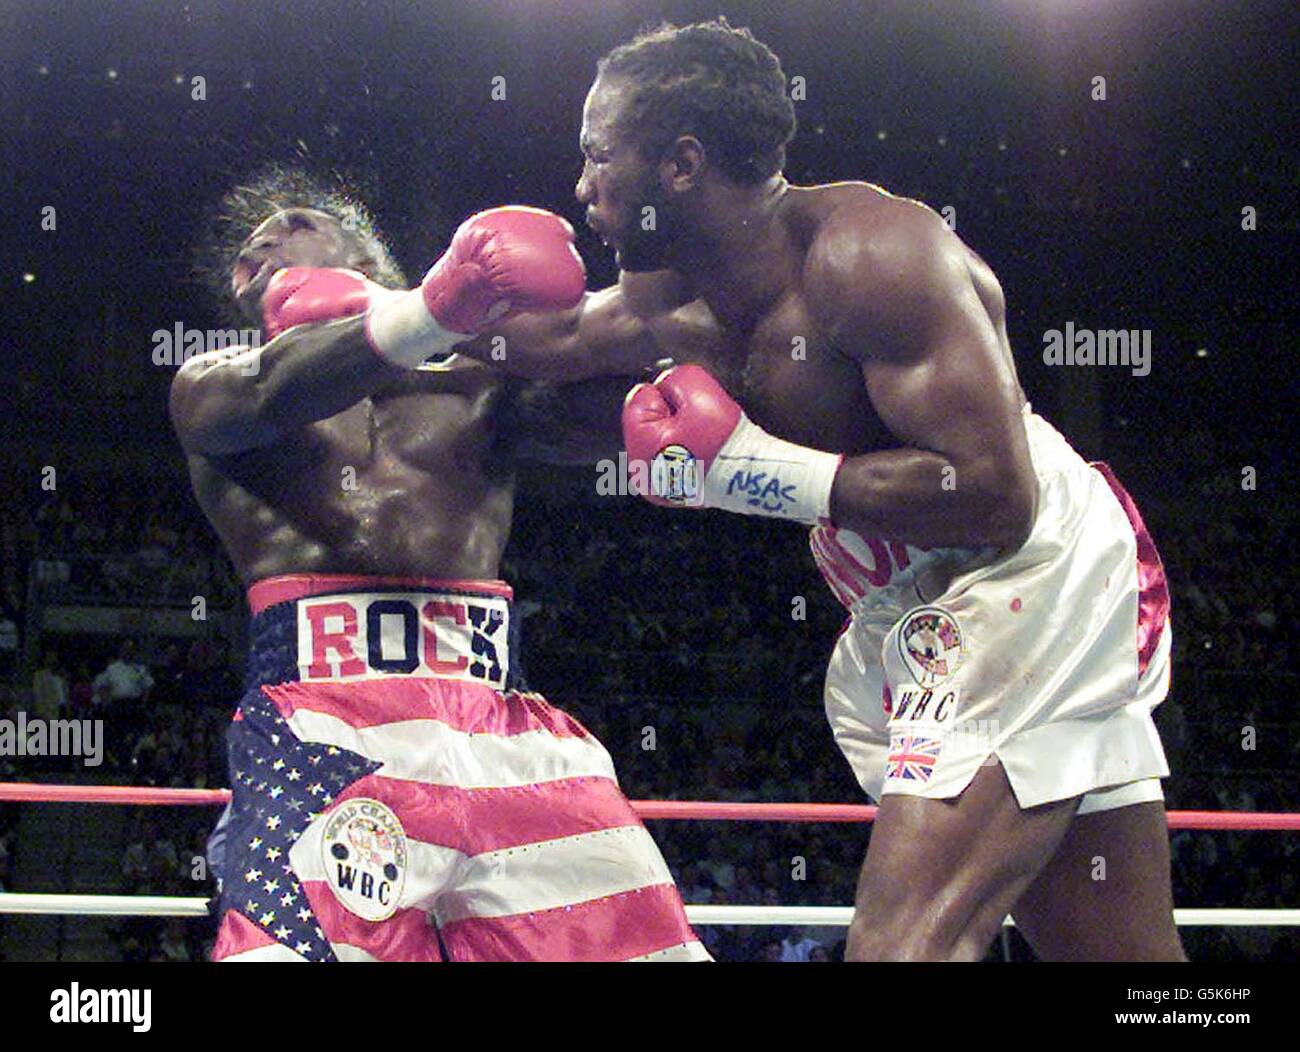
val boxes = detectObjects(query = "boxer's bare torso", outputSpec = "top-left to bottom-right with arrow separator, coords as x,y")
173,205 -> 528,584
183,359 -> 514,583
171,204 -> 714,585
654,182 -> 1025,460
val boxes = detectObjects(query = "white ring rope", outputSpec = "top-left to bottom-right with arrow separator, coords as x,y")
1,894 -> 1296,928
686,905 -> 1300,928
1,893 -> 210,917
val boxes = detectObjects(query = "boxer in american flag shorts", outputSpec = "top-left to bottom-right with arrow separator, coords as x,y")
175,167 -> 714,960
210,575 -> 703,962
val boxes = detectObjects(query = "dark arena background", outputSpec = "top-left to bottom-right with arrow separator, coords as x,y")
1,0 -> 1297,977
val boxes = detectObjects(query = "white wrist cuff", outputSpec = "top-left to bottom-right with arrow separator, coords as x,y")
701,414 -> 842,524
364,287 -> 468,369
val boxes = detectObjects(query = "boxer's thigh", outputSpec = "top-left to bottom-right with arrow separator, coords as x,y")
431,694 -> 708,961
212,909 -> 310,961
211,905 -> 443,962
435,774 -> 707,961
217,692 -> 450,962
848,759 -> 1080,961
823,615 -> 893,800
1010,798 -> 1185,961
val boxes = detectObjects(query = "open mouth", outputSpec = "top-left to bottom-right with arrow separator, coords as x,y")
232,258 -> 276,301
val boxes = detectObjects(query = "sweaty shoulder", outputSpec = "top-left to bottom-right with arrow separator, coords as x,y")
798,183 -> 967,359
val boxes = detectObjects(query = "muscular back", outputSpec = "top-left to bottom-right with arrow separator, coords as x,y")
185,361 -> 515,584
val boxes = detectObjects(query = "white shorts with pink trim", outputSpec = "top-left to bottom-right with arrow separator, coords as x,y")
813,410 -> 1172,813
211,575 -> 707,962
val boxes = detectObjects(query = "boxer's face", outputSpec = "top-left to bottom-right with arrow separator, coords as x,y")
577,77 -> 681,272
230,208 -> 360,322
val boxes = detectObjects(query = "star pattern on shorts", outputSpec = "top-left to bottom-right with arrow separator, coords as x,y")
221,692 -> 381,962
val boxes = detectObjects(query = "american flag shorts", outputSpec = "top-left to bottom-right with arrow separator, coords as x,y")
210,574 -> 707,962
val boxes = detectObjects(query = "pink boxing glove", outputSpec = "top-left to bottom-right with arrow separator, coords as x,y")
366,206 -> 587,368
622,364 -> 843,524
422,206 -> 587,332
261,267 -> 377,341
262,207 -> 587,369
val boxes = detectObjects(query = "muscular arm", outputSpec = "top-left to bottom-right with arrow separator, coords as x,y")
808,200 -> 1036,549
493,275 -> 729,464
454,270 -> 699,381
503,374 -> 638,465
168,315 -> 398,455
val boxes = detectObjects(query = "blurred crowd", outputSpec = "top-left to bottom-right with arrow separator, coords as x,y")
0,464 -> 1295,962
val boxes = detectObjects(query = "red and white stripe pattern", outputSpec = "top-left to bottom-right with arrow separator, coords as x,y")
809,523 -> 916,609
215,579 -> 706,962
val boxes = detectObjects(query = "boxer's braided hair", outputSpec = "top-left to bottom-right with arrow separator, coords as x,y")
597,17 -> 796,185
194,162 -> 406,315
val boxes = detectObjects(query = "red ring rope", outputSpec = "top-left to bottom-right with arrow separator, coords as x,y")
1,782 -> 1298,830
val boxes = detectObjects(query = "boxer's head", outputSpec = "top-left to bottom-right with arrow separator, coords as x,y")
579,18 -> 795,271
197,164 -> 405,325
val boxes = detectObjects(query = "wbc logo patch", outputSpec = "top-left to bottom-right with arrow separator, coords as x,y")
320,798 -> 408,922
897,606 -> 965,687
650,444 -> 701,504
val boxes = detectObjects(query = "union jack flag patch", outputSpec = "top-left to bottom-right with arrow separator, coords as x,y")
885,734 -> 943,782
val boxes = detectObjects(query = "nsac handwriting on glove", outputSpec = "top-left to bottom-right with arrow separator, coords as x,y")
620,364 -> 843,524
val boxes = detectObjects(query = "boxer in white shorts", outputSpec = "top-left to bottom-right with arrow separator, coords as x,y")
477,19 -> 1185,960
817,407 -> 1173,819
625,366 -> 1184,963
